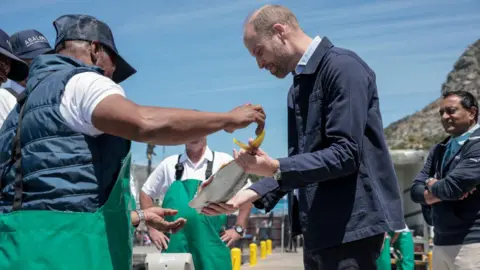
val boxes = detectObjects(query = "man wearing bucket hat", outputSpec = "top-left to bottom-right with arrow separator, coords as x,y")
0,29 -> 55,126
0,14 -> 265,270
0,29 -> 29,125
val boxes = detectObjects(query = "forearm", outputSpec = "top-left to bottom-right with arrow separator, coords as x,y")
131,211 -> 140,226
136,107 -> 233,145
140,191 -> 155,209
236,202 -> 253,228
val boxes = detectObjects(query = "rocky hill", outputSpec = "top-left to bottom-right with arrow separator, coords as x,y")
384,39 -> 480,150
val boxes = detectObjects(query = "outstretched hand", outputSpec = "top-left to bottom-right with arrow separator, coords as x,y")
143,207 -> 186,233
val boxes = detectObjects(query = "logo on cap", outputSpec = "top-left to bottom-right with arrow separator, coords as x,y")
25,35 -> 48,47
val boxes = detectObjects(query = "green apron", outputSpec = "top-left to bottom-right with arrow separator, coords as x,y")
0,152 -> 135,270
163,178 -> 232,270
376,234 -> 392,270
391,231 -> 415,270
376,231 -> 415,270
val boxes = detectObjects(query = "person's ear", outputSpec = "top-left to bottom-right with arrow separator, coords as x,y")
272,23 -> 287,40
89,41 -> 102,64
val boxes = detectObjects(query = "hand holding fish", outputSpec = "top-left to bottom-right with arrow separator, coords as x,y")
233,139 -> 279,177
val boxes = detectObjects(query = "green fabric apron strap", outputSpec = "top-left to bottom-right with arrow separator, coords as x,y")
163,178 -> 231,270
0,152 -> 134,270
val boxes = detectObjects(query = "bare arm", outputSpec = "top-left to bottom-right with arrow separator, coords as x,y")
92,95 -> 265,145
140,191 -> 155,209
235,202 -> 253,228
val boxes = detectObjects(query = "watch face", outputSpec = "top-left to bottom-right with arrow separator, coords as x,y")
235,226 -> 243,234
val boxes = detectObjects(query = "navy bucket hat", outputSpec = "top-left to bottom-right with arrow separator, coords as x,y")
9,29 -> 54,60
0,29 -> 29,81
53,14 -> 136,83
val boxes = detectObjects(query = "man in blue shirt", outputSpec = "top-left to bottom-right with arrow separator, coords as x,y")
202,4 -> 405,270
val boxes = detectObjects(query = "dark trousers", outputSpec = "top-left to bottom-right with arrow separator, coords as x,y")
303,234 -> 384,270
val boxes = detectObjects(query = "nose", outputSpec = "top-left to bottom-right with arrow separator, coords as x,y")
256,58 -> 265,69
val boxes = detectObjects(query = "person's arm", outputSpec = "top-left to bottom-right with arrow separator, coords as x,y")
235,202 -> 253,228
431,143 -> 480,200
273,55 -> 371,189
140,160 -> 169,209
92,95 -> 265,145
410,147 -> 436,204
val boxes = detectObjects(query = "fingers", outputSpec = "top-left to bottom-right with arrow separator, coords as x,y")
161,208 -> 179,216
227,239 -> 235,247
201,203 -> 237,216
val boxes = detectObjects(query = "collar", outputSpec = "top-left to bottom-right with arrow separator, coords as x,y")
0,79 -> 25,94
449,123 -> 480,146
294,36 -> 322,75
293,36 -> 334,76
180,146 -> 213,163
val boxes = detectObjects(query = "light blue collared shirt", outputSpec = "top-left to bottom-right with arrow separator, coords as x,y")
294,36 -> 322,75
442,123 -> 480,168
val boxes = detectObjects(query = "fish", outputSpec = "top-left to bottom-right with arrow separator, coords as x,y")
188,130 -> 265,212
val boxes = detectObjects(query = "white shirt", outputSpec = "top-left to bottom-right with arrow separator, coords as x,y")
142,147 -> 247,199
0,72 -> 124,136
0,79 -> 25,126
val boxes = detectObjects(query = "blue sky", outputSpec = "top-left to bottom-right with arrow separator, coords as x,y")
1,0 -> 479,167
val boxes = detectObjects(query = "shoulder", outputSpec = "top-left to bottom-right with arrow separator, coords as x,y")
161,154 -> 181,166
213,151 -> 233,162
66,72 -> 124,93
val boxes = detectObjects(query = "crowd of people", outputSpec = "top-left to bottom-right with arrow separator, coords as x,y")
0,4 -> 479,270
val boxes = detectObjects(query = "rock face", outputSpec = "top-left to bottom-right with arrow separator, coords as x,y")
384,39 -> 480,150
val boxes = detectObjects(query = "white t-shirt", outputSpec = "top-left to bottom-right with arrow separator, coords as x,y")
142,147 -> 251,199
0,88 -> 17,127
0,72 -> 124,136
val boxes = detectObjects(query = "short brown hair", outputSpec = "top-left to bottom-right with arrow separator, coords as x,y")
245,4 -> 300,35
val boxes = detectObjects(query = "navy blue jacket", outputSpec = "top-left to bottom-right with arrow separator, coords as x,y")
249,37 -> 405,251
0,54 -> 130,213
410,128 -> 480,246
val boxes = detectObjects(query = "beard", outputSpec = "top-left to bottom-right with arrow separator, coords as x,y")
270,44 -> 292,78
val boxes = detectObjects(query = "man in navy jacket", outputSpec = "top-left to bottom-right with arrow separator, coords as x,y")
410,91 -> 480,269
202,4 -> 405,269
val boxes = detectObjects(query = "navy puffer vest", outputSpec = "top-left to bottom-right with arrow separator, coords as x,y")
0,54 -> 130,213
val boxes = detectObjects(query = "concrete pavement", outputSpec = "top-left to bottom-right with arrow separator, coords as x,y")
241,248 -> 304,270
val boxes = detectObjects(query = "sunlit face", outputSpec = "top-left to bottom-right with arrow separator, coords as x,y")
439,95 -> 477,136
0,54 -> 11,84
244,24 -> 294,79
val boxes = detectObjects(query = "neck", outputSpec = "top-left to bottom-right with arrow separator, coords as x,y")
59,51 -> 93,66
290,31 -> 313,68
187,146 -> 206,164
452,122 -> 478,138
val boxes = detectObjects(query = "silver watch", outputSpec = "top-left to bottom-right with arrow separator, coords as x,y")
135,209 -> 146,225
273,167 -> 282,181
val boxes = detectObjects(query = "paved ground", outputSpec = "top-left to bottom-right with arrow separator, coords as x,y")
241,249 -> 304,270
133,245 -> 304,270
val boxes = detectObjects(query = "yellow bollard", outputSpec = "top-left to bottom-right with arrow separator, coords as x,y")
231,248 -> 241,270
260,241 -> 267,259
428,251 -> 432,270
266,239 -> 272,255
249,243 -> 257,266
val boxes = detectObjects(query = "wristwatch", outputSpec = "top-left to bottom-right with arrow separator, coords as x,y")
425,178 -> 435,192
273,166 -> 282,181
232,225 -> 244,236
135,209 -> 146,227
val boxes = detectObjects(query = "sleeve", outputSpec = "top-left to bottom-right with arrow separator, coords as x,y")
431,142 -> 480,200
276,55 -> 370,189
60,72 -> 126,136
249,177 -> 287,212
141,161 -> 169,199
410,147 -> 436,204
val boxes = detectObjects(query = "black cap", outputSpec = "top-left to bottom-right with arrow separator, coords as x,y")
9,29 -> 54,60
53,14 -> 136,83
0,28 -> 29,81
